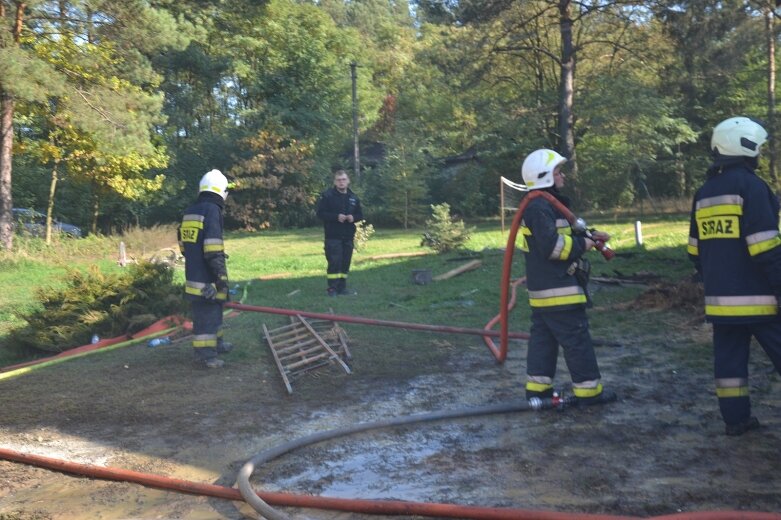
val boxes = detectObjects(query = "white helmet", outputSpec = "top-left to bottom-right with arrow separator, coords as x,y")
199,169 -> 230,199
711,117 -> 768,158
521,149 -> 567,190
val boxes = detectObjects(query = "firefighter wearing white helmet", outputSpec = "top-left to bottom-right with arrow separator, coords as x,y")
518,148 -> 615,407
178,169 -> 234,368
689,116 -> 781,435
521,148 -> 567,190
711,116 -> 767,158
199,168 -> 231,199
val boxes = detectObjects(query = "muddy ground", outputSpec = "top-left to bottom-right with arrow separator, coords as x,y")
1,292 -> 780,520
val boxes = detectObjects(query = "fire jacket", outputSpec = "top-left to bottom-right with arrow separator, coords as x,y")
520,191 -> 589,311
178,191 -> 229,302
688,158 -> 781,323
316,187 -> 363,240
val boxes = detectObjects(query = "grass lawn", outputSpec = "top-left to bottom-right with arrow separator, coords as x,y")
0,215 -> 695,369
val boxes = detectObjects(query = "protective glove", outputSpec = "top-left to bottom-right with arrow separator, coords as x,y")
216,277 -> 230,301
201,284 -> 217,300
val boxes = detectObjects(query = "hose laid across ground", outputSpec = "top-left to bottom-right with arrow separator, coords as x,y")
2,397 -> 779,520
237,399 -> 575,520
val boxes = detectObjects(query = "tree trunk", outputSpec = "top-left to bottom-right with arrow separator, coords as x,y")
45,158 -> 60,245
0,2 -> 25,251
404,187 -> 409,230
91,189 -> 100,236
765,4 -> 778,189
0,90 -> 13,251
558,0 -> 578,192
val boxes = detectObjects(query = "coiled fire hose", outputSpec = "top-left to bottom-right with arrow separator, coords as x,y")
237,396 -> 601,520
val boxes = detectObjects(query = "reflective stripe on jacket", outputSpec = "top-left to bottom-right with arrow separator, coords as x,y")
521,194 -> 588,311
178,192 -> 229,302
688,162 -> 781,323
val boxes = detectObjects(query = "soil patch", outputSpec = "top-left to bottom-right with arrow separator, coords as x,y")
1,300 -> 780,519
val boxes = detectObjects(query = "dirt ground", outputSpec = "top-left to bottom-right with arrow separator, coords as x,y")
1,292 -> 781,520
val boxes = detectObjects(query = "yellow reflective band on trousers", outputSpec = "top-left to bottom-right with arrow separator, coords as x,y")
715,378 -> 749,398
526,381 -> 553,393
193,334 -> 218,348
528,286 -> 586,308
573,382 -> 603,398
327,273 -> 347,279
746,230 -> 781,257
716,387 -> 749,398
704,295 -> 778,317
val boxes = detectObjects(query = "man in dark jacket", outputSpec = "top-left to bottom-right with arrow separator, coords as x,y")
178,169 -> 234,369
520,149 -> 615,406
688,116 -> 781,435
316,170 -> 364,296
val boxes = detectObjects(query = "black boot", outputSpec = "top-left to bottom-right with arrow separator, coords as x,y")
725,416 -> 760,436
575,388 -> 617,407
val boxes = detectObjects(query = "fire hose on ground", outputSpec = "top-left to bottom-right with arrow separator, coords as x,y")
3,398 -> 779,520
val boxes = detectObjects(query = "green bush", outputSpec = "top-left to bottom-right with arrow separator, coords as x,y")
420,203 -> 473,254
9,262 -> 186,353
354,220 -> 375,252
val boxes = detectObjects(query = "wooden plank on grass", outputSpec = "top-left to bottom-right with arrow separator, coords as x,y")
433,259 -> 482,282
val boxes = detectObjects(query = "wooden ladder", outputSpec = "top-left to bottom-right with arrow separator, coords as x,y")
263,314 -> 352,394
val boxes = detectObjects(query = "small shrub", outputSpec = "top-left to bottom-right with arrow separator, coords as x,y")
354,221 -> 375,252
9,262 -> 187,352
420,203 -> 473,254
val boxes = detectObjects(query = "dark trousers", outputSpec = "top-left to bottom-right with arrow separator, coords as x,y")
527,307 -> 601,385
191,298 -> 224,361
325,238 -> 354,291
713,320 -> 781,425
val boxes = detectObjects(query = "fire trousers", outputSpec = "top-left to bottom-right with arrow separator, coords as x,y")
526,307 -> 601,397
191,298 -> 224,361
713,320 -> 781,425
325,238 -> 354,292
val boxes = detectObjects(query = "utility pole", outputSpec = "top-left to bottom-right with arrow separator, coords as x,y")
350,62 -> 360,182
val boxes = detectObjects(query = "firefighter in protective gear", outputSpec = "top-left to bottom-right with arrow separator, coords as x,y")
520,149 -> 615,405
178,169 -> 234,369
316,170 -> 364,296
688,116 -> 781,435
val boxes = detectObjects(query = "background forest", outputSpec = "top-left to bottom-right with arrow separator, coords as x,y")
0,0 -> 779,248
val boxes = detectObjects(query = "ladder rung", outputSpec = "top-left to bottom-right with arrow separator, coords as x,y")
285,352 -> 333,370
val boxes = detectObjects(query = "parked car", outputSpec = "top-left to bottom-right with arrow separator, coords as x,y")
12,208 -> 83,238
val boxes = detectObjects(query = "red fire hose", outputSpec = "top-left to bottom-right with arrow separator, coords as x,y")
225,302 -> 531,342
2,441 -> 779,520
